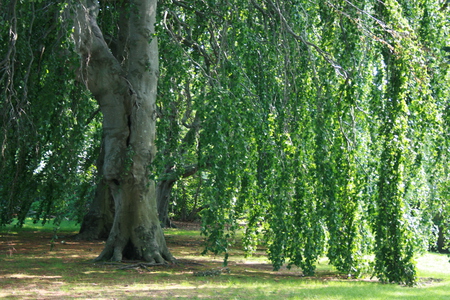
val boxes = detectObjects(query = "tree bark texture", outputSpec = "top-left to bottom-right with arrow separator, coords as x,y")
77,178 -> 114,240
77,141 -> 114,240
73,0 -> 173,262
156,178 -> 176,228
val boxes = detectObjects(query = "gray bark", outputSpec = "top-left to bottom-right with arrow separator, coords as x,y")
73,0 -> 173,262
157,177 -> 176,228
156,164 -> 198,228
77,177 -> 114,240
76,141 -> 114,240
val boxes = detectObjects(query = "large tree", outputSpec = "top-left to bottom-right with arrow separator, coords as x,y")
71,0 -> 173,262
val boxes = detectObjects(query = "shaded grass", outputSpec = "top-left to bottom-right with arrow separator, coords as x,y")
0,220 -> 449,299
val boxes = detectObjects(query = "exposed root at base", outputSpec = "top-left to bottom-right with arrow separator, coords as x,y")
97,261 -> 171,271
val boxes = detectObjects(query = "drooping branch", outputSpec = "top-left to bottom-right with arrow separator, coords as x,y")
262,0 -> 349,79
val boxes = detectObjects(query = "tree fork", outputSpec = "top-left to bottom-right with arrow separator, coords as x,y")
74,0 -> 174,263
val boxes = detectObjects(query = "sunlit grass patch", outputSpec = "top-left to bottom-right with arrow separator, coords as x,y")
416,252 -> 450,278
164,228 -> 201,236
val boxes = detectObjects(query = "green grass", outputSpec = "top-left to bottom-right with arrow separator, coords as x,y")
2,217 -> 80,233
1,220 -> 449,299
164,227 -> 201,236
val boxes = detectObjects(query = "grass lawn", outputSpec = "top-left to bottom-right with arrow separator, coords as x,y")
0,219 -> 449,299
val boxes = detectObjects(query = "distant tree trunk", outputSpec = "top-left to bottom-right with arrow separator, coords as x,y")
437,225 -> 447,253
434,214 -> 449,253
76,142 -> 114,240
73,0 -> 173,262
77,178 -> 114,240
156,164 -> 199,228
156,177 -> 176,228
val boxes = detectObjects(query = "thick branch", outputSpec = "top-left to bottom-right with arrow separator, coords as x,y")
162,164 -> 199,185
72,0 -> 130,99
73,0 -> 132,182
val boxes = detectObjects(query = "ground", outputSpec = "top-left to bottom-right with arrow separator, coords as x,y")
0,220 -> 449,299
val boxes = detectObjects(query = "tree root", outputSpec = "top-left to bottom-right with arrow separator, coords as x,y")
98,261 -> 169,271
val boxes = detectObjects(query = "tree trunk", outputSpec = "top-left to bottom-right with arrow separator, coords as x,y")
156,178 -> 177,228
156,164 -> 199,228
73,0 -> 173,262
77,178 -> 114,240
76,141 -> 114,240
434,214 -> 449,253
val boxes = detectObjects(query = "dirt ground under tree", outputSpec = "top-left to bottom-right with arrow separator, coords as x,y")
1,221 -> 447,299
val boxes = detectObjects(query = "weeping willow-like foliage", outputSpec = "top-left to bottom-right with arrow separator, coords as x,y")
157,0 -> 450,284
0,1 -> 101,225
1,0 -> 449,284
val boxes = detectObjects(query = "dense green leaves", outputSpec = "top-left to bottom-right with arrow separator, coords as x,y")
156,0 -> 450,284
0,1 -> 101,225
